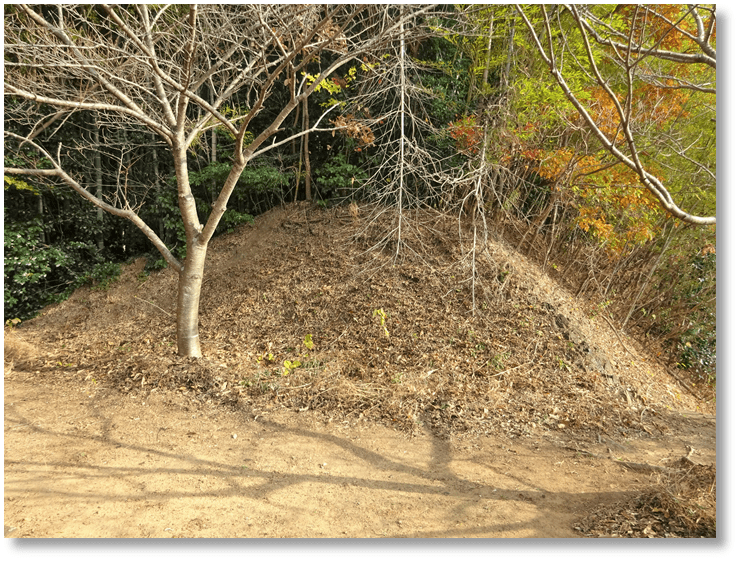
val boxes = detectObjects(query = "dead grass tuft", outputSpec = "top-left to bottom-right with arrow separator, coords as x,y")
4,328 -> 40,371
575,459 -> 716,538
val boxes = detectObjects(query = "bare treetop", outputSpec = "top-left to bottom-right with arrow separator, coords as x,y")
5,5 -> 364,145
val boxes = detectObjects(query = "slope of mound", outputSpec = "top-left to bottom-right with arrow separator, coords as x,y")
13,202 -> 712,440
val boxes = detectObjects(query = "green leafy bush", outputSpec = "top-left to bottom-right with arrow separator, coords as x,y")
672,248 -> 716,384
73,261 -> 121,291
221,208 -> 255,233
4,218 -> 119,320
152,188 -> 188,261
4,219 -> 71,318
315,153 -> 367,197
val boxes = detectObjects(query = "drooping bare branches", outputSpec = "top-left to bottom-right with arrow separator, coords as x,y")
343,7 -> 467,265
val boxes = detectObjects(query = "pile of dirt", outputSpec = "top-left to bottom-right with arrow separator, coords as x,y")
16,203 -> 712,435
7,202 -> 716,536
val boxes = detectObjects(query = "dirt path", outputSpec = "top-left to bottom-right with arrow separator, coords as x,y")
4,371 -> 714,538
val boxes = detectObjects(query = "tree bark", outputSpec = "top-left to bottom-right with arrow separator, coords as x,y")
176,240 -> 207,357
171,125 -> 207,356
93,113 -> 105,251
302,92 -> 311,201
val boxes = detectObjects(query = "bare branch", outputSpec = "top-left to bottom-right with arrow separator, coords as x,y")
516,4 -> 715,226
568,4 -> 716,69
4,131 -> 183,272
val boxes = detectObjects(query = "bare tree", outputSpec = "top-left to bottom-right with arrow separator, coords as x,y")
4,4 -> 432,357
345,5 -> 511,312
515,4 -> 716,226
346,6 -> 464,266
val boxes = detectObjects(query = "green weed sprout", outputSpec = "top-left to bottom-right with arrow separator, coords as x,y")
373,308 -> 389,338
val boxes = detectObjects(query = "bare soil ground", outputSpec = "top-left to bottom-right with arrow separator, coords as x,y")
4,203 -> 716,538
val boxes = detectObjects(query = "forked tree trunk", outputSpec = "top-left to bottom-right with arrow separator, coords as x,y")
172,134 -> 209,358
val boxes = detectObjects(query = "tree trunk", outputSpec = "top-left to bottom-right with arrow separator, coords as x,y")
176,240 -> 207,357
93,113 -> 105,251
302,89 -> 311,201
172,134 -> 207,357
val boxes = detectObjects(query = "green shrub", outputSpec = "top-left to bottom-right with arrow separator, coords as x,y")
221,208 -> 254,233
3,218 -> 119,320
315,153 -> 367,197
73,261 -> 121,291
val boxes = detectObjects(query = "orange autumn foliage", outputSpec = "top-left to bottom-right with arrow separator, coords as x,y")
618,5 -> 715,54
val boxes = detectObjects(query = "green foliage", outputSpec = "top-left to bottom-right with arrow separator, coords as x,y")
665,241 -> 716,382
74,261 -> 122,291
677,327 -> 715,386
221,208 -> 254,233
414,35 -> 473,126
315,153 -> 367,196
152,188 -> 188,261
418,70 -> 471,127
256,351 -> 276,365
373,308 -> 390,338
3,218 -> 118,320
237,164 -> 291,197
4,175 -> 39,194
304,72 -> 343,95
4,219 -> 72,318
304,333 -> 314,350
303,67 -> 359,108
282,359 -> 301,376
184,159 -> 291,213
3,150 -> 130,319
185,151 -> 289,213
187,162 -> 233,188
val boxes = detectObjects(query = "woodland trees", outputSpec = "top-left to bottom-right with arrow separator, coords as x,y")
506,5 -> 716,377
4,4 -> 717,380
